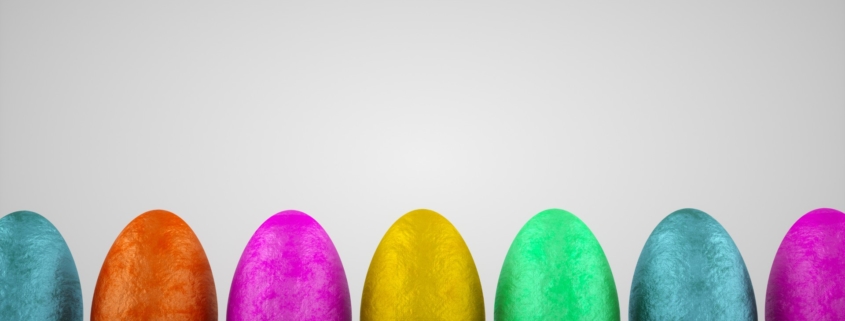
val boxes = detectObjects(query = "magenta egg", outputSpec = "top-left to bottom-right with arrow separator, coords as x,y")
766,208 -> 845,320
227,210 -> 351,321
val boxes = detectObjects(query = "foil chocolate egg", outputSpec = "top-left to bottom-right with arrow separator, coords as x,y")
0,211 -> 83,320
766,208 -> 845,320
495,209 -> 619,320
227,210 -> 351,321
361,209 -> 484,321
91,210 -> 217,320
629,208 -> 756,320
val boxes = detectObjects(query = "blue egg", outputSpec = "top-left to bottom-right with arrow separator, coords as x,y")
0,211 -> 83,320
629,208 -> 756,320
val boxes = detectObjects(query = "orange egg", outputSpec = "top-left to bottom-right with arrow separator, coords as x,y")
92,210 -> 217,320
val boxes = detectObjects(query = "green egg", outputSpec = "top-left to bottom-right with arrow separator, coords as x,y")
495,209 -> 619,321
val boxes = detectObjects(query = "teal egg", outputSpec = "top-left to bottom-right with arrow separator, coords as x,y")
629,208 -> 756,320
0,211 -> 83,320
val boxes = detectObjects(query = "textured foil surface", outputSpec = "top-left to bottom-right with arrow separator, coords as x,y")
227,210 -> 351,321
629,208 -> 757,320
766,208 -> 845,320
0,211 -> 83,320
495,209 -> 619,320
361,209 -> 484,321
91,210 -> 217,320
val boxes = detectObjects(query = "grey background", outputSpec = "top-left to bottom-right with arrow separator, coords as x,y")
1,0 -> 843,320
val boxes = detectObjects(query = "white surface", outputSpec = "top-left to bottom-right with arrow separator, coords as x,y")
1,1 -> 844,319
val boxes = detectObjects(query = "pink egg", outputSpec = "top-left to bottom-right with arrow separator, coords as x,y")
766,208 -> 845,320
227,210 -> 351,321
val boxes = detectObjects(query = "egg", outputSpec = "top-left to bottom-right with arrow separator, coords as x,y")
766,208 -> 845,320
629,208 -> 756,320
91,210 -> 217,320
495,209 -> 619,320
0,211 -> 83,320
227,210 -> 351,321
361,209 -> 484,320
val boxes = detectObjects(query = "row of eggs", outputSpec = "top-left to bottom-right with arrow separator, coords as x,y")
0,207 -> 843,320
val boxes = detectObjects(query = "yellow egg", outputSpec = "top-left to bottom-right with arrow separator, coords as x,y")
361,209 -> 484,320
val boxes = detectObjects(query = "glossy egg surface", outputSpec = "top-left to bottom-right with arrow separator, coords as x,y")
766,208 -> 845,321
91,210 -> 217,321
0,211 -> 83,320
495,209 -> 619,320
228,210 -> 351,321
361,209 -> 484,321
629,208 -> 756,320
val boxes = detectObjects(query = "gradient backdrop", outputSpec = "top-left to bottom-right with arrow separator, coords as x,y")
1,1 -> 843,320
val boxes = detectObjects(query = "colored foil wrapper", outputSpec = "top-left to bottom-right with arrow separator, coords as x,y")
629,208 -> 757,320
228,210 -> 351,321
495,209 -> 619,320
91,210 -> 217,320
766,208 -> 845,320
0,211 -> 83,320
361,209 -> 484,321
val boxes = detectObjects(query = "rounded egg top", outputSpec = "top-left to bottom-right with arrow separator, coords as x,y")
629,208 -> 756,321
